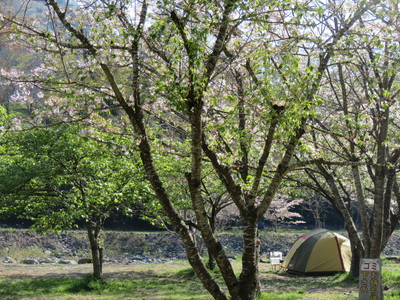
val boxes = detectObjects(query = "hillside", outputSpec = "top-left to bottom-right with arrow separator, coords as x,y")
1,229 -> 399,264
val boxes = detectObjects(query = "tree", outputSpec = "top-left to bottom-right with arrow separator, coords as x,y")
264,194 -> 304,231
302,195 -> 331,228
293,0 -> 400,277
0,125 -> 151,279
0,0 -> 379,298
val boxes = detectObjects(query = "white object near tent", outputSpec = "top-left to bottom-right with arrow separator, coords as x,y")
270,251 -> 283,270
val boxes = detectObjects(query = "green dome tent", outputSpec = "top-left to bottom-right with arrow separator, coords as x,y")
281,229 -> 352,275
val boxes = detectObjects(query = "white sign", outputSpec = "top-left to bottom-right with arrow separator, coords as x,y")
360,259 -> 381,272
359,258 -> 382,300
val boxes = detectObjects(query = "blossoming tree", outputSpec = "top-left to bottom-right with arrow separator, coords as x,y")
0,0 -> 379,298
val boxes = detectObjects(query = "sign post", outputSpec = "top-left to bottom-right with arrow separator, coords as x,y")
358,258 -> 383,300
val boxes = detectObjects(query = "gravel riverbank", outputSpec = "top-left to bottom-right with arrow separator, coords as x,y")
1,229 -> 399,264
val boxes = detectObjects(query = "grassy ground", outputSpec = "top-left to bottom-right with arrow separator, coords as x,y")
1,228 -> 399,299
0,260 -> 399,299
0,261 -> 400,300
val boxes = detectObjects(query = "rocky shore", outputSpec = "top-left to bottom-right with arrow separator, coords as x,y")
0,229 -> 399,265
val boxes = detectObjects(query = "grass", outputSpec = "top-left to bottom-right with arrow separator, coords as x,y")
258,267 -> 360,300
382,266 -> 400,299
0,246 -> 47,261
0,260 -> 399,299
258,290 -> 307,300
0,262 -> 212,300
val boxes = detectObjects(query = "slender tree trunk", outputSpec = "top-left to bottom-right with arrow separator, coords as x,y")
370,109 -> 389,258
349,243 -> 364,277
370,168 -> 385,258
351,165 -> 371,255
255,229 -> 261,296
99,247 -> 103,275
207,213 -> 217,271
381,149 -> 400,252
381,179 -> 400,251
86,221 -> 103,280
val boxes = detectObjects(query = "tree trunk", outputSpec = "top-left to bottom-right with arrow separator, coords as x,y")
238,218 -> 260,300
207,214 -> 217,271
138,136 -> 229,299
349,244 -> 362,277
381,149 -> 400,252
207,248 -> 216,271
314,206 -> 322,228
370,109 -> 389,258
86,221 -> 103,280
351,165 -> 371,255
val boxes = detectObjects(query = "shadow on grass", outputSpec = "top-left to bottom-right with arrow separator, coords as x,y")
0,269 -> 210,299
258,271 -> 360,300
0,274 -> 113,299
0,277 -> 78,299
260,271 -> 358,293
68,275 -> 107,293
